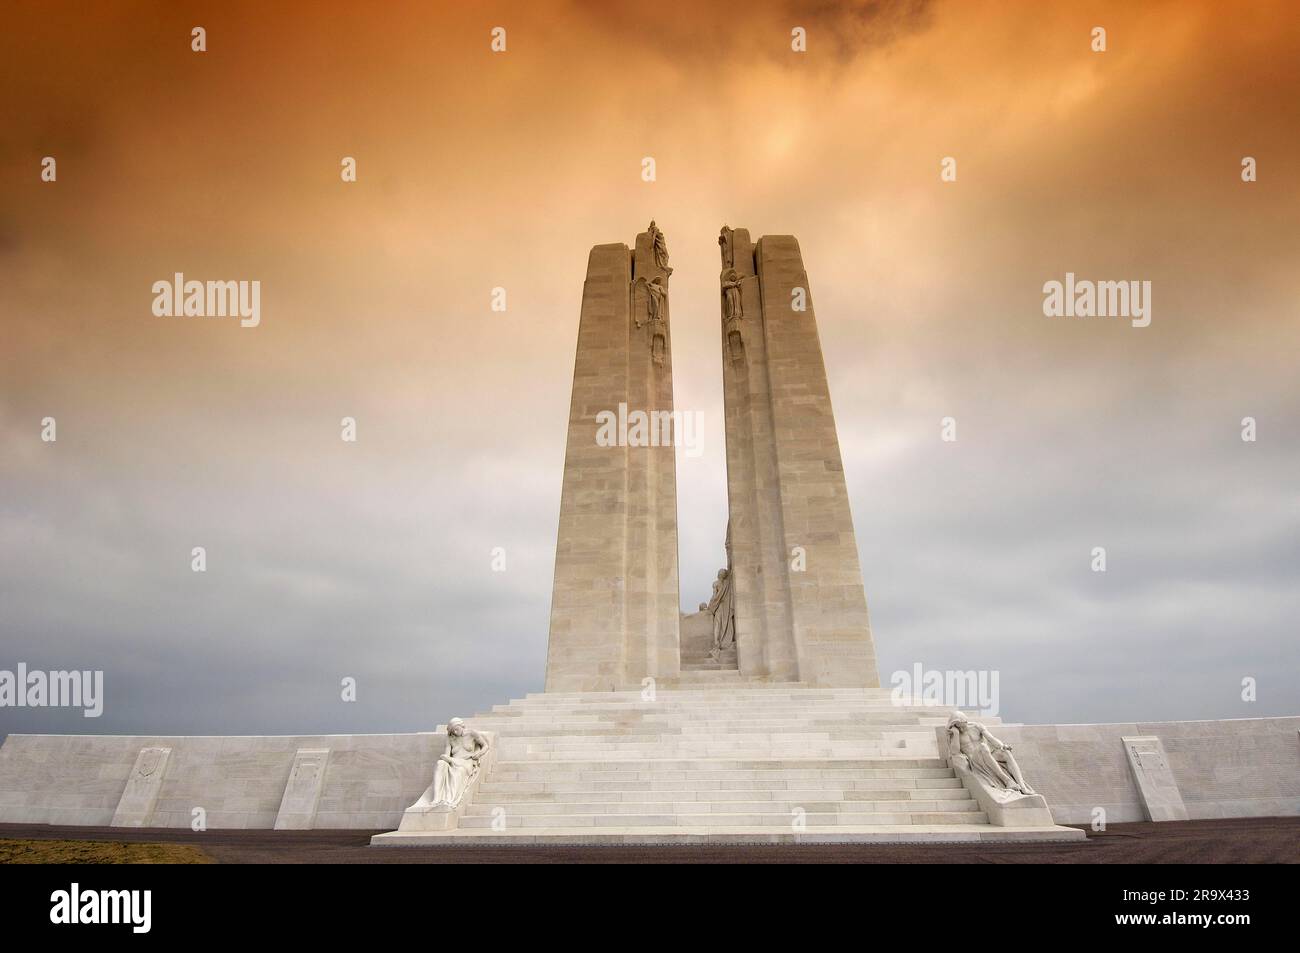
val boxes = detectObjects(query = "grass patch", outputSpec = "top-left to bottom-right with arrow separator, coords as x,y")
0,838 -> 213,864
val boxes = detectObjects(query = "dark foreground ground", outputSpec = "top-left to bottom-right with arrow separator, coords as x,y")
2,817 -> 1297,863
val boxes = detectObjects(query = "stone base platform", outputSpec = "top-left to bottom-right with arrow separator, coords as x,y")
2,677 -> 1296,838
371,824 -> 1085,846
370,679 -> 1086,845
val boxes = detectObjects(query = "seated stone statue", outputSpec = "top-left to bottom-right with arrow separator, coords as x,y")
946,712 -> 1034,795
427,717 -> 491,808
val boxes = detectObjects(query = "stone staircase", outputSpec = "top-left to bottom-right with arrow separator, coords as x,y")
678,648 -> 738,672
372,678 -> 1085,845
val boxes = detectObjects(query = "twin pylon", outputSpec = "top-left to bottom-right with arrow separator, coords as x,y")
545,224 -> 878,692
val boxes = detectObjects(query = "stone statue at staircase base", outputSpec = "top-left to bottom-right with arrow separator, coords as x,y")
396,720 -> 495,833
937,716 -> 1055,827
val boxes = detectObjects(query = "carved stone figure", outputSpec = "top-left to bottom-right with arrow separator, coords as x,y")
718,225 -> 736,269
648,220 -> 672,275
727,327 -> 745,367
635,275 -> 667,329
707,569 -> 735,660
946,712 -> 1034,795
707,523 -> 736,660
721,268 -> 743,322
428,717 -> 491,807
633,275 -> 668,366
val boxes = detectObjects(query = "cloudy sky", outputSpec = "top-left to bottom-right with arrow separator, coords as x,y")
1,0 -> 1297,738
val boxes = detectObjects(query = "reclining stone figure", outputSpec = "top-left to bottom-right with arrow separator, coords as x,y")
946,711 -> 1035,796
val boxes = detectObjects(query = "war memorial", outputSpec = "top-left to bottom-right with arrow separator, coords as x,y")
1,224 -> 1296,846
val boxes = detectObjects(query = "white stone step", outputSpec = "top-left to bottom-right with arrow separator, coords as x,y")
480,719 -> 952,733
513,696 -> 953,705
481,779 -> 959,794
515,689 -> 914,699
486,703 -> 986,717
471,784 -> 966,802
372,824 -> 1087,845
477,731 -> 937,743
492,695 -> 964,704
504,749 -> 913,761
478,774 -> 967,790
464,799 -> 980,816
511,690 -> 888,696
491,739 -> 925,753
499,703 -> 963,711
456,810 -> 991,829
483,761 -> 956,775
513,688 -> 907,702
492,744 -> 937,757
498,729 -> 880,741
482,717 -> 943,727
473,716 -> 955,729
482,707 -> 957,716
481,774 -> 959,793
677,663 -> 740,672
499,752 -> 917,763
486,756 -> 948,772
